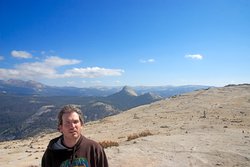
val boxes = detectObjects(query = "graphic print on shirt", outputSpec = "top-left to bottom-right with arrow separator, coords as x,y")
60,157 -> 89,167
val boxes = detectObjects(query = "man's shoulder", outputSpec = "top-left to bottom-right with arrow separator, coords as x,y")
81,135 -> 99,145
46,135 -> 62,148
80,135 -> 102,149
49,135 -> 62,143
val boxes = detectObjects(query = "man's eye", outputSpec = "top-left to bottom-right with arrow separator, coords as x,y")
74,120 -> 79,124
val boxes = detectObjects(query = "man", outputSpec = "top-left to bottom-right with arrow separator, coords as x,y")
42,104 -> 109,167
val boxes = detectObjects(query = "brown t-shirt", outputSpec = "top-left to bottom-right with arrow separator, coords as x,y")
42,135 -> 109,167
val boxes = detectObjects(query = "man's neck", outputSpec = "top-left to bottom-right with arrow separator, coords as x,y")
62,136 -> 81,148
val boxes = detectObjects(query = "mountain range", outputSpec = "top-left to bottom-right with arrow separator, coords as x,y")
0,79 -> 211,141
0,79 -> 211,97
1,84 -> 249,167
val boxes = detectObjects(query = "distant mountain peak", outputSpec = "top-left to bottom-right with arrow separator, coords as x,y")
5,79 -> 45,89
121,86 -> 138,96
143,92 -> 162,100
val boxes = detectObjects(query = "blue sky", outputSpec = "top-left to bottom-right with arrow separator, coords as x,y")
0,0 -> 249,87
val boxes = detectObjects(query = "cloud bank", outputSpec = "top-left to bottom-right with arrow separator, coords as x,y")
0,56 -> 124,80
64,67 -> 124,78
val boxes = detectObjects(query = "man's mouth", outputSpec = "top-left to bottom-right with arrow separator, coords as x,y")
69,130 -> 77,134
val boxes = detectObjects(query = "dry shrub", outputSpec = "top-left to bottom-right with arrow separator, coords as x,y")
127,130 -> 153,141
99,140 -> 119,148
127,133 -> 139,141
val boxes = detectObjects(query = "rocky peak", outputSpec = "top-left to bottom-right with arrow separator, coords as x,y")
120,86 -> 138,96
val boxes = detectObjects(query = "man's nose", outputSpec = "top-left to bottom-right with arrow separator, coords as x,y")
71,122 -> 78,128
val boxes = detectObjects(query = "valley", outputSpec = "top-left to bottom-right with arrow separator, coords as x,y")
0,84 -> 249,166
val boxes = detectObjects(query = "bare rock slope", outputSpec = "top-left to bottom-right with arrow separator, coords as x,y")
0,85 -> 250,167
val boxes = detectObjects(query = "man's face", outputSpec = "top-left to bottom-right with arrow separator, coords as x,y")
59,112 -> 83,140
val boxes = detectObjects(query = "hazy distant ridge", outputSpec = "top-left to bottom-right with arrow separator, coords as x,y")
0,83 -> 162,141
0,79 -> 211,97
0,79 -> 212,141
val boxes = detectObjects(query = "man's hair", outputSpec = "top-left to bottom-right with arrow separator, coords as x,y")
58,104 -> 84,128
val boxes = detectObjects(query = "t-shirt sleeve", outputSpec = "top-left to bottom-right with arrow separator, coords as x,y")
97,146 -> 109,167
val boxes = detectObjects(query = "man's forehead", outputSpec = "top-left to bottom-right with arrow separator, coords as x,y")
62,112 -> 80,119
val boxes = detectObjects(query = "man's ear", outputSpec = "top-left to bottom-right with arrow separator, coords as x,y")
58,125 -> 63,133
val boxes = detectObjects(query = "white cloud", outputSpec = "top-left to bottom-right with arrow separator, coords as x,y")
91,80 -> 102,84
115,80 -> 121,84
0,69 -> 20,78
63,67 -> 124,78
67,81 -> 76,85
185,54 -> 203,60
140,58 -> 155,63
0,56 -> 124,80
11,50 -> 33,59
14,61 -> 58,78
44,56 -> 80,67
0,56 -> 4,61
148,59 -> 155,63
